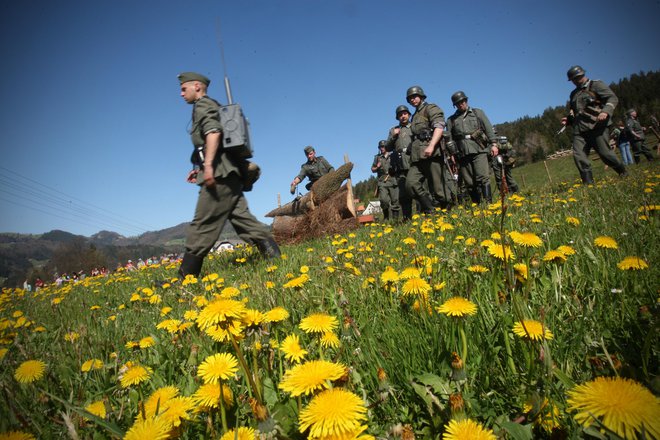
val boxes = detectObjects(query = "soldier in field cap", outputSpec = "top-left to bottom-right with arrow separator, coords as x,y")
289,146 -> 334,194
176,71 -> 280,279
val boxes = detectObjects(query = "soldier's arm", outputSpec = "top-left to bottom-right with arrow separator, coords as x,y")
371,155 -> 380,172
476,109 -> 499,155
202,132 -> 221,187
425,104 -> 445,156
594,81 -> 618,117
195,98 -> 223,188
322,157 -> 335,173
384,127 -> 397,151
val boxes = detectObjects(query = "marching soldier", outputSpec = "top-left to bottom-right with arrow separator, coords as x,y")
385,105 -> 413,219
177,72 -> 280,279
625,108 -> 654,163
371,140 -> 400,220
561,65 -> 627,183
446,91 -> 496,203
491,136 -> 519,194
290,146 -> 334,194
405,85 -> 455,212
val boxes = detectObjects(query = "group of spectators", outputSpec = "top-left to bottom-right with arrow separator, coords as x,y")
20,253 -> 182,291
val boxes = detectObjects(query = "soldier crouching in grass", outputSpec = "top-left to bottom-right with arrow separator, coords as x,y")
177,72 -> 280,279
561,65 -> 627,184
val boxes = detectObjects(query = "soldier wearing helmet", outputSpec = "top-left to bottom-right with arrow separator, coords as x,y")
404,86 -> 456,212
561,65 -> 627,183
371,140 -> 401,220
384,104 -> 414,219
290,146 -> 335,193
446,90 -> 497,204
625,108 -> 654,163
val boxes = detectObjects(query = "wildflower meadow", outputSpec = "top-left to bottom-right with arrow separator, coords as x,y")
1,166 -> 658,439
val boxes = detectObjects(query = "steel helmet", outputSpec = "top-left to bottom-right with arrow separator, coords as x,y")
395,105 -> 411,119
378,140 -> 387,149
567,65 -> 586,81
499,136 -> 508,143
451,91 -> 468,106
406,86 -> 426,100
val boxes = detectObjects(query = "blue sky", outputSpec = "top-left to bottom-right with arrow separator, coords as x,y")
1,0 -> 658,237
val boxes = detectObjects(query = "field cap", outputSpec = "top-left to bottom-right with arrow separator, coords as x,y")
178,72 -> 210,86
304,146 -> 315,154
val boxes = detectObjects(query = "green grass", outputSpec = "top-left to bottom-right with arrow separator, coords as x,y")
1,161 -> 658,439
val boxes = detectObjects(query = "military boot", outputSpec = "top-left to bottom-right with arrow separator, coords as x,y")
255,237 -> 281,260
469,189 -> 482,204
481,184 -> 493,204
179,253 -> 204,279
418,195 -> 435,214
382,207 -> 390,220
580,171 -> 594,184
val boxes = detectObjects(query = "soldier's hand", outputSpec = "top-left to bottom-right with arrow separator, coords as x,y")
491,145 -> 499,156
393,128 -> 400,136
203,168 -> 215,188
597,112 -> 609,122
561,117 -> 568,126
423,145 -> 434,158
186,169 -> 198,184
290,184 -> 296,195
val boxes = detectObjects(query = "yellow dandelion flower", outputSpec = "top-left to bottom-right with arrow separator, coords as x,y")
402,237 -> 416,245
543,250 -> 567,263
219,427 -> 258,440
196,298 -> 246,330
192,382 -> 233,409
156,319 -> 182,333
264,306 -> 289,323
513,263 -> 528,282
220,286 -> 241,298
557,245 -> 576,256
84,400 -> 107,419
443,418 -> 496,440
283,274 -> 310,289
280,333 -> 308,363
119,364 -> 152,388
510,231 -> 543,248
81,359 -> 103,372
617,256 -> 649,270
156,396 -> 195,427
279,360 -> 347,396
144,386 -> 179,417
401,277 -> 431,297
433,281 -> 447,291
488,243 -> 515,261
468,265 -> 489,273
567,377 -> 660,439
437,297 -> 477,317
399,267 -> 422,280
0,348 -> 8,360
124,416 -> 170,440
242,309 -> 266,327
380,267 -> 399,285
523,397 -> 561,433
139,336 -> 155,348
299,388 -> 368,438
14,359 -> 46,384
299,313 -> 338,334
204,321 -> 245,343
64,331 -> 79,342
197,353 -> 239,384
183,310 -> 198,321
320,331 -> 340,349
512,320 -> 553,341
480,239 -> 495,248
160,307 -> 172,316
594,236 -> 618,249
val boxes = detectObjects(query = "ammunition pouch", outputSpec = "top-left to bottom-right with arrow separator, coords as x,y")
414,129 -> 434,142
470,129 -> 489,149
445,139 -> 459,157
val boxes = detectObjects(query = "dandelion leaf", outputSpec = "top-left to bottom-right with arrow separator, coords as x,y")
499,421 -> 533,440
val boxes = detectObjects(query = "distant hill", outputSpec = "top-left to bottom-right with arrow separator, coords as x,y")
0,221 -> 243,288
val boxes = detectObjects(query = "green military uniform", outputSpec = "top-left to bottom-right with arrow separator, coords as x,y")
407,102 -> 455,211
385,122 -> 413,219
371,145 -> 400,220
567,79 -> 626,182
178,72 -> 279,278
491,137 -> 519,194
295,154 -> 334,190
625,113 -> 654,163
447,106 -> 495,203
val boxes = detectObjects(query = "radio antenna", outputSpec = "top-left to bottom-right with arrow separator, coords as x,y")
216,18 -> 233,105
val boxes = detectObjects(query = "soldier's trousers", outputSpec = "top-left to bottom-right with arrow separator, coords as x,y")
572,126 -> 625,174
406,158 -> 455,205
396,173 -> 412,219
458,152 -> 489,193
378,180 -> 400,219
491,159 -> 518,193
630,140 -> 654,163
186,173 -> 273,258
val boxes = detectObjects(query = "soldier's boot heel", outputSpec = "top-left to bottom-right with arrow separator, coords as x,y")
481,184 -> 493,204
256,237 -> 281,260
179,253 -> 204,279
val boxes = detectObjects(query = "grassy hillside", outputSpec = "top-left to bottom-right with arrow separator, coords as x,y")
0,161 -> 658,439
